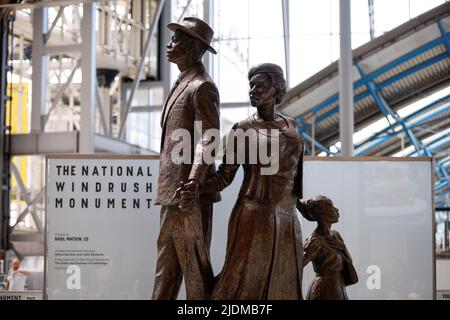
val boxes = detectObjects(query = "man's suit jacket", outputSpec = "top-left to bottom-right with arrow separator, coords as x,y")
155,62 -> 221,206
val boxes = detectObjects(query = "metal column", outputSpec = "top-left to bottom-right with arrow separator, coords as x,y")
30,8 -> 48,133
80,2 -> 97,154
0,10 -> 11,252
96,69 -> 119,136
203,0 -> 214,77
446,209 -> 449,251
160,1 -> 172,112
339,0 -> 354,156
368,0 -> 375,40
282,0 -> 290,87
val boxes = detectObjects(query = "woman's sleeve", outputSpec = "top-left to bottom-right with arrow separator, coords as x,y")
204,163 -> 240,192
203,124 -> 241,192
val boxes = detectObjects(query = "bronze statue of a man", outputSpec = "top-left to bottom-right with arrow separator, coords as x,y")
152,17 -> 220,300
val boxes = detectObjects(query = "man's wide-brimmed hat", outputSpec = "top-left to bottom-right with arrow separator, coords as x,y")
167,17 -> 217,54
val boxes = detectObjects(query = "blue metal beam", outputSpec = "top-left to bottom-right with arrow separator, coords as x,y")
409,132 -> 450,189
295,117 -> 334,156
355,103 -> 450,155
409,134 -> 450,156
355,95 -> 450,150
355,128 -> 397,152
437,20 -> 450,55
425,136 -> 450,155
299,98 -> 448,156
436,179 -> 449,192
316,107 -> 340,124
309,51 -> 448,130
290,23 -> 450,186
357,33 -> 450,85
436,19 -> 450,190
295,30 -> 450,128
356,65 -> 393,120
377,53 -> 448,89
435,164 -> 449,176
356,63 -> 425,155
408,114 -> 450,131
355,132 -> 399,156
441,159 -> 450,170
299,130 -> 334,155
291,19 -> 450,202
408,103 -> 450,126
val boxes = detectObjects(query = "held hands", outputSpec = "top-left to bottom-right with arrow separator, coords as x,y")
174,180 -> 201,210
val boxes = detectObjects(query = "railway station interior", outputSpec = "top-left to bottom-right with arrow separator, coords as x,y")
0,0 -> 449,300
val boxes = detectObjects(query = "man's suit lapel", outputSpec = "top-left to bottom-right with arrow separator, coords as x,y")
161,66 -> 201,130
160,83 -> 177,128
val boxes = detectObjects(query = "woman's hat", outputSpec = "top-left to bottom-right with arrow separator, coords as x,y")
167,17 -> 217,54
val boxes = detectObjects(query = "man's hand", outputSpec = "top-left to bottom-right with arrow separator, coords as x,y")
173,182 -> 185,202
179,180 -> 201,210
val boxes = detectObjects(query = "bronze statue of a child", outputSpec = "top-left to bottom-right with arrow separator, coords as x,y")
298,195 -> 358,300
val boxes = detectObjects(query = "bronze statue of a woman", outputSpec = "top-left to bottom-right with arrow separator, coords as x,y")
181,63 -> 305,299
298,195 -> 358,300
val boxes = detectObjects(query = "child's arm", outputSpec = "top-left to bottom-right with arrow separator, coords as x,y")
332,230 -> 359,286
303,234 -> 320,267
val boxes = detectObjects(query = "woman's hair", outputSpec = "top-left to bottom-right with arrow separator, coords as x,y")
248,63 -> 287,105
301,195 -> 332,222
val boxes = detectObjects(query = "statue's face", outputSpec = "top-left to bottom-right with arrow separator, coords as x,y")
249,73 -> 275,108
166,31 -> 189,64
321,199 -> 340,224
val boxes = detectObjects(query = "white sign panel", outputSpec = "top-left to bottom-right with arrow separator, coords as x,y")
46,157 -> 434,300
209,158 -> 435,300
45,156 -> 160,300
300,159 -> 434,299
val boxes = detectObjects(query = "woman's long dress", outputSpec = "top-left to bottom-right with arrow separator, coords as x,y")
207,113 -> 305,300
304,230 -> 358,300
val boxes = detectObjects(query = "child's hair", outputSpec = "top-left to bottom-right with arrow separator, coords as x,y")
301,195 -> 332,221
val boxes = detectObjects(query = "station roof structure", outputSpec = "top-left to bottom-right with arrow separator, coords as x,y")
279,3 -> 450,200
